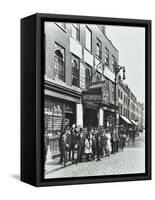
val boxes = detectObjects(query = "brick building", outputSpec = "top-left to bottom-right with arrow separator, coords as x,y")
44,22 -> 119,156
44,22 -> 144,157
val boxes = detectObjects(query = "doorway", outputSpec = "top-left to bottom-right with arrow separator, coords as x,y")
83,108 -> 98,129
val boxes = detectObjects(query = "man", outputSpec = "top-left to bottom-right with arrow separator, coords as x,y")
96,131 -> 102,161
70,124 -> 79,163
59,129 -> 67,167
65,125 -> 72,161
76,128 -> 85,163
111,128 -> 118,154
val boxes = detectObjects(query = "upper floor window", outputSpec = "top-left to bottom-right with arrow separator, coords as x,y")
96,72 -> 101,82
86,26 -> 92,52
118,89 -> 120,98
96,39 -> 102,60
54,43 -> 65,81
72,24 -> 80,41
112,55 -> 116,71
85,64 -> 92,88
72,55 -> 80,87
105,48 -> 109,67
121,91 -> 123,99
124,95 -> 126,103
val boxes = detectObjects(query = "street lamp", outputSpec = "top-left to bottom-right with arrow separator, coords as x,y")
114,65 -> 126,131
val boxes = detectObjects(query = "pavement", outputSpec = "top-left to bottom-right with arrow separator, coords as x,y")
45,132 -> 145,179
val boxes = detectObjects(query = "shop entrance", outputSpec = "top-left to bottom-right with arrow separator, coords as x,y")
104,110 -> 115,130
83,108 -> 98,129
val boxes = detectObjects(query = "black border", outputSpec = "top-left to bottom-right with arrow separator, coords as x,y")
23,13 -> 152,187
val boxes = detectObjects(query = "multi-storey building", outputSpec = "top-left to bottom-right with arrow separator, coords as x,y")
117,80 -> 132,129
44,22 -> 119,156
44,22 -> 145,157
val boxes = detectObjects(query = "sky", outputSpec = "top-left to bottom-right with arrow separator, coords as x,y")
105,25 -> 145,104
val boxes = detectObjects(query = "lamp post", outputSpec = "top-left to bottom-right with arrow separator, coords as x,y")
114,65 -> 126,131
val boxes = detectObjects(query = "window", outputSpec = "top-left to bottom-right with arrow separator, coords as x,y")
124,108 -> 126,116
86,26 -> 92,52
112,55 -> 116,71
105,48 -> 109,66
96,38 -> 102,60
118,89 -> 120,98
72,24 -> 80,41
85,64 -> 92,88
121,91 -> 123,99
72,55 -> 80,87
96,72 -> 101,82
124,95 -> 126,103
120,105 -> 122,115
54,43 -> 65,81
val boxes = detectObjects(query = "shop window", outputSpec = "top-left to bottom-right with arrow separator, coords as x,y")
54,43 -> 65,81
72,24 -> 80,41
86,26 -> 92,52
96,38 -> 102,60
72,55 -> 80,87
85,64 -> 92,88
105,48 -> 109,67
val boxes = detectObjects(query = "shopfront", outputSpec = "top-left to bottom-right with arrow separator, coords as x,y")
82,80 -> 116,129
44,80 -> 81,158
119,115 -> 132,135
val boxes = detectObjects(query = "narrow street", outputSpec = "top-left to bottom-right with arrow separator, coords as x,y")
45,133 -> 145,179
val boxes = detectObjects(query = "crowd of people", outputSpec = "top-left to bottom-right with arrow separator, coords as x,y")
56,124 -> 131,167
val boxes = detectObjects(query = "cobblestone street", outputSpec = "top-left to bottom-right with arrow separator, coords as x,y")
45,133 -> 145,179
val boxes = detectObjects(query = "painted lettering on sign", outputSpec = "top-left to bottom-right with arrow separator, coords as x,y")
83,94 -> 102,102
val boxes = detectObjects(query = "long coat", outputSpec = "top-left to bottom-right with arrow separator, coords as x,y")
105,133 -> 112,152
84,139 -> 92,154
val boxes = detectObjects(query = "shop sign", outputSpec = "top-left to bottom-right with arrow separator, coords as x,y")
83,93 -> 102,103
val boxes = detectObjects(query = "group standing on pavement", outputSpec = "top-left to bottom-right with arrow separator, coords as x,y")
56,124 -> 132,167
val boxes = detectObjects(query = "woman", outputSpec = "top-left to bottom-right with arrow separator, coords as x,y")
105,129 -> 112,157
84,134 -> 92,161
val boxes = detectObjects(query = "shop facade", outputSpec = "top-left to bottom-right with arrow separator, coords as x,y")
44,79 -> 81,157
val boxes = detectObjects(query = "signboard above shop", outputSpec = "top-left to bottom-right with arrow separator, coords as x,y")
82,80 -> 110,105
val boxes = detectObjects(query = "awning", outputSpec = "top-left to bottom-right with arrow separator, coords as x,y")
131,120 -> 138,126
120,115 -> 132,124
